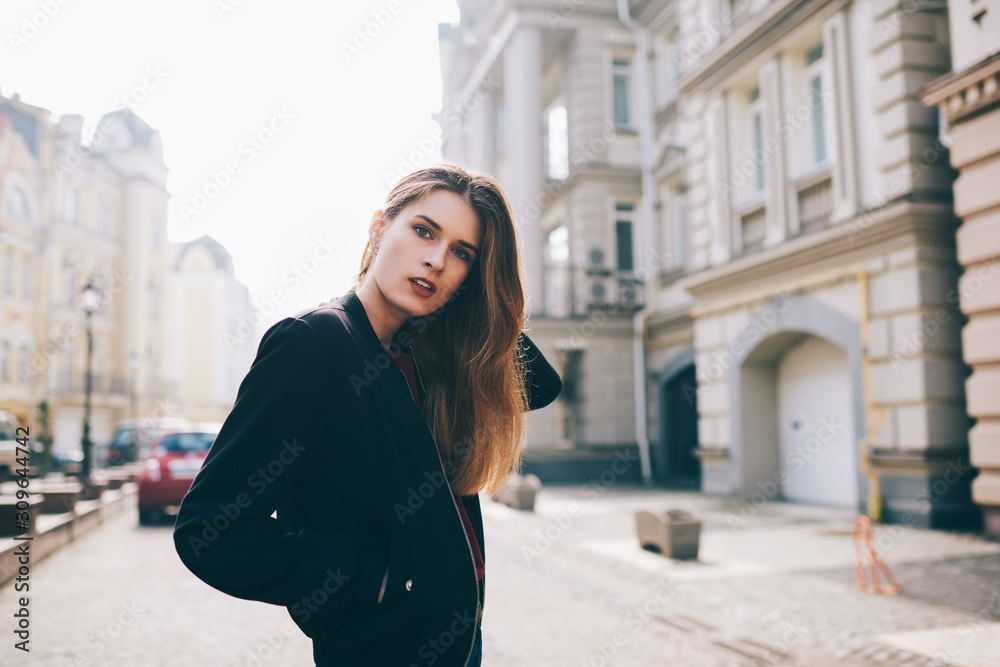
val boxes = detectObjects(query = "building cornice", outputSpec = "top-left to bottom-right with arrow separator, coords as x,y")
560,164 -> 643,190
680,199 -> 958,304
646,305 -> 692,342
677,0 -> 846,94
920,51 -> 1000,124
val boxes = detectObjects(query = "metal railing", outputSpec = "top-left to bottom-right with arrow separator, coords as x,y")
797,174 -> 834,233
740,205 -> 767,255
543,264 -> 646,318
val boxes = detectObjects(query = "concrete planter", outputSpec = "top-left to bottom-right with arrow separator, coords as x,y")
635,509 -> 702,560
77,479 -> 108,501
35,483 -> 82,514
494,474 -> 542,511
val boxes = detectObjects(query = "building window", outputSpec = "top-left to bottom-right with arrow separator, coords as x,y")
21,255 -> 31,299
6,186 -> 30,220
3,248 -> 12,296
18,345 -> 29,384
749,86 -> 765,193
545,103 -> 569,180
65,262 -> 76,304
100,201 -> 113,236
547,225 -> 569,264
664,185 -> 687,272
615,203 -> 635,272
66,189 -> 80,224
545,225 -> 570,318
805,42 -> 827,166
613,59 -> 634,130
62,348 -> 72,391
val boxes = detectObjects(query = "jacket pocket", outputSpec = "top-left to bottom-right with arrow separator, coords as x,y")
377,519 -> 413,613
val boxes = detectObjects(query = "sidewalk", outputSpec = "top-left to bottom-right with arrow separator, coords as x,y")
492,483 -> 1000,666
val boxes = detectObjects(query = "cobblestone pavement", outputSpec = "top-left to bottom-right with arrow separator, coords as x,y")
2,485 -> 999,666
0,508 -> 315,666
479,484 -> 1000,666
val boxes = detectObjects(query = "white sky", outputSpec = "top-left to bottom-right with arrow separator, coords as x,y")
1,0 -> 460,329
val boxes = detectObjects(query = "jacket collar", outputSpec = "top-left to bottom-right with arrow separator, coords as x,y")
338,287 -> 414,353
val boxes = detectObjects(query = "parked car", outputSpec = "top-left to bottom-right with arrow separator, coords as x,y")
105,417 -> 193,467
136,423 -> 221,525
49,449 -> 84,473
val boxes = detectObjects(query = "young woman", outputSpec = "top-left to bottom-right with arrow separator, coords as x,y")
173,164 -> 562,666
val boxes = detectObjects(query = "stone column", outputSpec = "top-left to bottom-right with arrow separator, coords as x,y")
470,89 -> 496,178
503,24 -> 545,316
823,9 -> 859,222
760,57 -> 787,247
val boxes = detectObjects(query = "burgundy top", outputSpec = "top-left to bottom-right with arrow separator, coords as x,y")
390,351 -> 486,581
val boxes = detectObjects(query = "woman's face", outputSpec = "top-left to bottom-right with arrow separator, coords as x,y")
367,189 -> 482,321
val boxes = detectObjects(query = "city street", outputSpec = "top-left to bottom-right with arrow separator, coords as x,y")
1,485 -> 999,666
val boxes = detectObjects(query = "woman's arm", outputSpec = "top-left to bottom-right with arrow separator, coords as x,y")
518,332 -> 562,411
172,317 -> 387,621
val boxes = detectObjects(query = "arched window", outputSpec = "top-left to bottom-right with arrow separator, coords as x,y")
64,261 -> 77,304
6,186 -> 30,220
21,255 -> 31,299
66,188 -> 80,224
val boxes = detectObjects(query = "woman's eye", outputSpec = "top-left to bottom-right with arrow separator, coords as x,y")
454,248 -> 470,261
414,225 -> 431,238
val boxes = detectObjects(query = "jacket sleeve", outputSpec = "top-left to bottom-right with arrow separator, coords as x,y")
519,331 -> 562,411
172,317 -> 388,617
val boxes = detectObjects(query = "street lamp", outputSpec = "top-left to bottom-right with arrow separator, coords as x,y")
128,351 -> 139,421
79,280 -> 102,490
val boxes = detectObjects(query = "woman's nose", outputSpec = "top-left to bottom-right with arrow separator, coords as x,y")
424,245 -> 447,270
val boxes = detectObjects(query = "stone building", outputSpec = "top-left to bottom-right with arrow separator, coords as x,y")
0,89 -> 255,458
440,0 -> 981,528
921,0 -> 1000,537
0,92 -> 174,454
167,234 -> 258,424
438,0 -> 649,483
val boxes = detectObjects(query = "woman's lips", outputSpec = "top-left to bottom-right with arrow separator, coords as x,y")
409,278 -> 435,296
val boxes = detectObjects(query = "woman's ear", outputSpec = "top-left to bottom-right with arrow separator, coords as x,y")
369,210 -> 385,249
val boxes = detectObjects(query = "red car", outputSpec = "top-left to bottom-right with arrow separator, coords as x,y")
137,424 -> 221,525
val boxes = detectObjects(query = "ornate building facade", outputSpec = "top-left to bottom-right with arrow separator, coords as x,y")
921,0 -> 1000,537
440,0 -> 984,529
0,90 -> 256,457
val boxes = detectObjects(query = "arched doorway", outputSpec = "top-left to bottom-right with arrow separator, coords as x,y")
728,294 -> 866,510
777,336 -> 857,507
657,349 -> 701,488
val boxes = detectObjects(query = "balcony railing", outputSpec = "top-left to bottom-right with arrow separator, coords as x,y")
543,264 -> 646,319
797,173 -> 833,233
740,204 -> 767,255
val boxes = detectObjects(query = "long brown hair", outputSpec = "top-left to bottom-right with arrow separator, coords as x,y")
353,164 -> 529,496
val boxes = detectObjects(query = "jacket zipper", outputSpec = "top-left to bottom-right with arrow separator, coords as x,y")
409,348 -> 481,667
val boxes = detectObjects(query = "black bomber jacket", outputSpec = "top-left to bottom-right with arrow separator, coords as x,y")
173,287 -> 562,666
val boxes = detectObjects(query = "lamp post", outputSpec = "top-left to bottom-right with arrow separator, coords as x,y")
128,351 -> 139,421
80,280 -> 101,490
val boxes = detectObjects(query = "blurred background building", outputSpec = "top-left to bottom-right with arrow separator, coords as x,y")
439,0 -> 999,534
168,235 -> 258,423
0,89 -> 256,461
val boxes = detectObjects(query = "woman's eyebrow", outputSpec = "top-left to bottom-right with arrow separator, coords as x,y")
414,214 -> 479,254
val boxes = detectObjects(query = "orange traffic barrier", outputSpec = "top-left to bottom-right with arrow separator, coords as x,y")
853,515 -> 901,595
